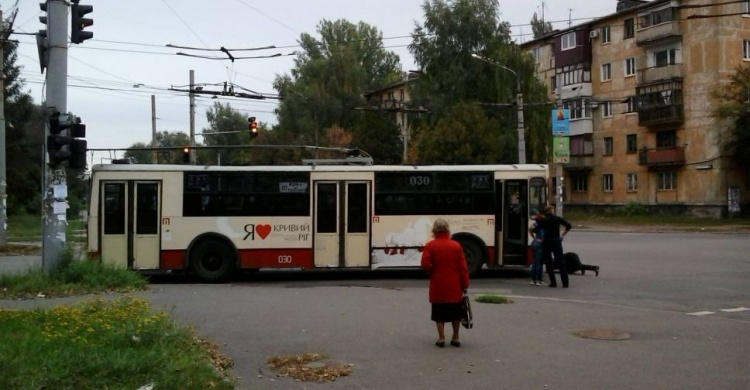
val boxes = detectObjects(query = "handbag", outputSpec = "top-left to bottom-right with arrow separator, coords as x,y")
461,292 -> 473,329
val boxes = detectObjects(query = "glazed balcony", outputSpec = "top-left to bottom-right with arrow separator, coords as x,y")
565,155 -> 594,170
637,64 -> 682,84
637,104 -> 684,127
638,146 -> 685,167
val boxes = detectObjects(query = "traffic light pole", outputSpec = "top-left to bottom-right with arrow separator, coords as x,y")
0,10 -> 6,247
42,0 -> 69,273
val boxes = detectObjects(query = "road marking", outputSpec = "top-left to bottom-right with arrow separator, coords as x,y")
686,311 -> 714,316
720,307 -> 749,313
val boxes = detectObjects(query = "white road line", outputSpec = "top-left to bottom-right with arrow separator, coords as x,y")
720,307 -> 749,313
687,311 -> 714,316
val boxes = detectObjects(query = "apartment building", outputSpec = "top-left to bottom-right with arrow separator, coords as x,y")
522,0 -> 750,217
363,78 -> 416,163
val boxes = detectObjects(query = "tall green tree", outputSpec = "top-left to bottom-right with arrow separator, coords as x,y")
530,12 -> 554,38
3,12 -> 44,214
274,19 -> 403,164
712,64 -> 750,171
408,0 -> 551,164
202,102 -> 249,165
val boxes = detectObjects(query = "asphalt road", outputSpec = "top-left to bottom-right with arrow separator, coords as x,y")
2,231 -> 749,389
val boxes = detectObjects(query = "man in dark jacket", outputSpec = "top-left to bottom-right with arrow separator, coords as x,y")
536,205 -> 572,288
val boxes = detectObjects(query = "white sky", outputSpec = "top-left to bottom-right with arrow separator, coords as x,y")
3,0 -> 617,163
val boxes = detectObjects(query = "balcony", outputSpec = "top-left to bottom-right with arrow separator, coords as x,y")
637,104 -> 684,127
638,146 -> 685,167
569,117 -> 593,136
637,64 -> 682,84
565,155 -> 594,171
636,20 -> 681,46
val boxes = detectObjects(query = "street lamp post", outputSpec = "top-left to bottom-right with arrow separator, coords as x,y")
471,54 -> 526,164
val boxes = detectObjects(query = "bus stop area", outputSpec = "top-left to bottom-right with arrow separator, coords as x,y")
1,272 -> 746,390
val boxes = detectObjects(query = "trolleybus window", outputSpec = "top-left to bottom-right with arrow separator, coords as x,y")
374,171 -> 494,215
183,172 -> 310,217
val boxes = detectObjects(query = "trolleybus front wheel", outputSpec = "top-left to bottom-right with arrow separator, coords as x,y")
189,238 -> 236,282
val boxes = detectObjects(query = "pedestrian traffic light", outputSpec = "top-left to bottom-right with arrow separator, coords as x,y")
249,117 -> 258,138
182,147 -> 190,164
36,3 -> 49,73
71,0 -> 93,44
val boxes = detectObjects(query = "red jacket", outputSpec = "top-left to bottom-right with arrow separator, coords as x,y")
420,233 -> 470,303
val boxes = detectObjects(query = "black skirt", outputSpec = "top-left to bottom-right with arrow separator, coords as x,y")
431,302 -> 464,323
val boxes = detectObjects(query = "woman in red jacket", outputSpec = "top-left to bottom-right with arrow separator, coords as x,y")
420,219 -> 470,347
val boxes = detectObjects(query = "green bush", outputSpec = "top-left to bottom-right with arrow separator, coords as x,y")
620,202 -> 647,216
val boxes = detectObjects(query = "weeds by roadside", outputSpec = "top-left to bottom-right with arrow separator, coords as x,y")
0,296 -> 235,390
0,248 -> 147,300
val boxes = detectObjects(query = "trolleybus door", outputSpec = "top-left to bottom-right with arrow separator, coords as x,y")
500,179 -> 528,266
313,181 -> 370,268
131,181 -> 161,270
99,181 -> 161,270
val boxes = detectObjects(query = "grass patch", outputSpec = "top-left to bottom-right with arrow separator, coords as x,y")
564,210 -> 750,229
0,250 -> 147,299
0,296 -> 235,390
475,294 -> 513,304
267,353 -> 353,382
6,212 -> 86,243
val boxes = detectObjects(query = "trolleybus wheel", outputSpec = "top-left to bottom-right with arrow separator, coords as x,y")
458,239 -> 483,276
190,238 -> 236,282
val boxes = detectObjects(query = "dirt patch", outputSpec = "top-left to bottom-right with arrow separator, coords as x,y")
0,244 -> 42,256
573,328 -> 631,340
267,353 -> 353,382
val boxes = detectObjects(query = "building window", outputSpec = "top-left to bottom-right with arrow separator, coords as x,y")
744,40 -> 750,60
626,173 -> 638,191
551,76 -> 557,93
563,99 -> 589,120
603,174 -> 614,192
657,130 -> 677,148
658,171 -> 677,190
533,47 -> 541,64
570,134 -> 594,156
625,96 -> 636,113
625,57 -> 636,76
573,175 -> 588,192
624,18 -> 635,39
626,134 -> 637,153
562,32 -> 577,50
743,1 -> 749,14
602,63 -> 612,81
601,26 -> 611,43
654,49 -> 678,67
603,137 -> 613,156
602,101 -> 613,118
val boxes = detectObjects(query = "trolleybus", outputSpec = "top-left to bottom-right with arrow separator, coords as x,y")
87,163 -> 548,281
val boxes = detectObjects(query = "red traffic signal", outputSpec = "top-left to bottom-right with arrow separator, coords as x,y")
182,147 -> 190,164
249,117 -> 258,138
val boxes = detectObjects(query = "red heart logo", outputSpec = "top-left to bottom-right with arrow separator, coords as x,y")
256,224 -> 271,240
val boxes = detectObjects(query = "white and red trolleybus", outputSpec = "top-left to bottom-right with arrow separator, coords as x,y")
87,163 -> 548,281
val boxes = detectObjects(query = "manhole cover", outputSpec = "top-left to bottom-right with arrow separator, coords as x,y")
573,328 -> 631,340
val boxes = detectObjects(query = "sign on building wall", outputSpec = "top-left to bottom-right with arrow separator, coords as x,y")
552,108 -> 570,136
553,136 -> 570,164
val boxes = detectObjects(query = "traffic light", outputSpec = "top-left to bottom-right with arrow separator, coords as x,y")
69,118 -> 87,169
37,2 -> 49,73
47,112 -> 73,168
182,147 -> 190,164
249,117 -> 258,138
71,0 -> 93,44
46,113 -> 88,169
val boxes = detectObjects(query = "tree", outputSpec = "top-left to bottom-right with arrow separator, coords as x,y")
408,0 -> 552,164
3,11 -> 45,215
274,19 -> 403,163
202,102 -> 249,165
712,64 -> 750,171
124,131 -> 192,164
530,12 -> 553,39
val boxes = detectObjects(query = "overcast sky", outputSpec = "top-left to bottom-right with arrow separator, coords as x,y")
3,0 -> 617,163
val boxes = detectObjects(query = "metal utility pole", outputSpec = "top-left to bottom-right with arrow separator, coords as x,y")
42,0 -> 69,272
555,78 -> 564,218
0,10 -> 6,247
189,69 -> 196,164
471,54 -> 526,164
151,95 -> 157,163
